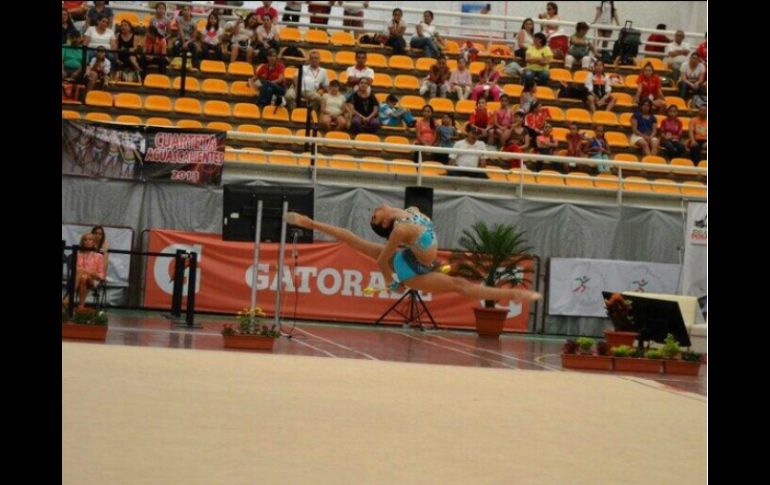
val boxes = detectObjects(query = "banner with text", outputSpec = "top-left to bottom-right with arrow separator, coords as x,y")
143,127 -> 225,185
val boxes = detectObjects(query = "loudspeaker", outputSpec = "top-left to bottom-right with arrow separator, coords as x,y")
404,186 -> 434,219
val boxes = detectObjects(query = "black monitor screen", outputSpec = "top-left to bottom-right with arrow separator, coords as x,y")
222,184 -> 314,243
602,292 -> 691,347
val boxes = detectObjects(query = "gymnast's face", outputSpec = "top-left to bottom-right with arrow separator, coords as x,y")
370,204 -> 391,228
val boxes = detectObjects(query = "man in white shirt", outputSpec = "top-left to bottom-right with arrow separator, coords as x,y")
448,128 -> 488,179
345,51 -> 375,100
286,50 -> 329,111
409,10 -> 443,59
664,30 -> 691,80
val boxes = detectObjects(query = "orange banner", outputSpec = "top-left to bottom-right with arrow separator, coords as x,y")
144,230 -> 532,331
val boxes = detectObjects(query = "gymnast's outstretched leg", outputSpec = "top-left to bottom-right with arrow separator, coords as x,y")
285,212 -> 384,261
405,271 -> 542,302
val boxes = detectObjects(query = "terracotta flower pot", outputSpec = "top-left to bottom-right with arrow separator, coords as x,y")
222,334 -> 276,350
62,323 -> 108,341
473,307 -> 508,338
664,359 -> 702,376
613,357 -> 662,374
603,330 -> 639,349
561,353 -> 613,371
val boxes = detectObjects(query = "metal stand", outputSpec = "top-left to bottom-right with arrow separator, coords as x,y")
250,200 -> 264,310
374,289 -> 438,331
273,200 -> 290,331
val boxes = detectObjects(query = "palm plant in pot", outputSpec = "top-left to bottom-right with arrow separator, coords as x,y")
603,292 -> 642,349
450,222 -> 535,338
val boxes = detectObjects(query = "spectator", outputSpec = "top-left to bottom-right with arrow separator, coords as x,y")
308,1 -> 335,25
534,123 -> 558,172
339,1 -> 369,30
515,18 -> 536,60
63,1 -> 88,22
83,15 -> 117,63
502,111 -> 531,169
150,2 -> 172,39
524,32 -> 553,86
86,47 -> 111,92
659,104 -> 686,160
468,98 -> 493,141
645,24 -> 671,54
116,21 -> 142,79
283,1 -> 302,23
254,14 -> 279,63
565,22 -> 595,70
436,113 -> 459,164
62,32 -> 84,81
634,62 -> 666,112
688,104 -> 707,164
587,124 -> 612,173
538,2 -> 560,37
664,30 -> 691,80
460,41 -> 480,63
410,10 -> 445,59
524,101 -> 552,138
520,79 -> 538,113
448,128 -> 488,178
490,94 -> 514,147
382,8 -> 407,55
141,26 -> 168,76
592,1 -> 619,50
287,50 -> 329,111
345,51 -> 375,99
75,232 -> 105,311
91,225 -> 111,272
348,78 -> 380,134
413,105 -> 439,162
319,80 -> 349,131
584,60 -> 616,113
255,0 -> 278,24
62,8 -> 78,45
200,13 -> 224,61
630,99 -> 660,156
230,13 -> 260,63
449,57 -> 473,101
86,1 -> 114,29
172,6 -> 201,69
420,55 -> 451,98
471,58 -> 502,101
250,48 -> 286,108
678,53 -> 706,101
565,122 -> 588,159
379,94 -> 416,128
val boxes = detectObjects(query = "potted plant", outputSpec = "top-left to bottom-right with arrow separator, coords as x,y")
62,306 -> 109,341
612,345 -> 663,374
450,222 -> 535,338
221,307 -> 280,350
561,337 -> 613,371
603,292 -> 641,348
660,334 -> 703,375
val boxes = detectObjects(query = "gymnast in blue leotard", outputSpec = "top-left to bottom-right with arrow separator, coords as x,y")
284,206 -> 542,303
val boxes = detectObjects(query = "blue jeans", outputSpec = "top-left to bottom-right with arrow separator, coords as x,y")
382,110 -> 416,127
523,69 -> 550,86
410,36 -> 439,58
257,81 -> 286,108
385,35 -> 406,55
678,81 -> 704,101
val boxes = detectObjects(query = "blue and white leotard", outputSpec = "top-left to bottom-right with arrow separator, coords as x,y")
390,208 -> 438,288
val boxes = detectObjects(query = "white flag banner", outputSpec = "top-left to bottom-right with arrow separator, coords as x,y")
62,224 -> 133,287
548,258 -> 681,317
680,202 -> 707,297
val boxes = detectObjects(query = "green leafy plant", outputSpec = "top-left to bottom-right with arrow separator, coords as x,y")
644,349 -> 664,359
610,345 -> 635,357
660,333 -> 681,359
576,337 -> 595,354
449,222 -> 535,308
681,350 -> 703,362
221,307 -> 280,338
70,307 -> 108,326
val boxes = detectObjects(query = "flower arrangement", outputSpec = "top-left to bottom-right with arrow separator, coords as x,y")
604,292 -> 639,332
221,307 -> 280,338
64,306 -> 108,326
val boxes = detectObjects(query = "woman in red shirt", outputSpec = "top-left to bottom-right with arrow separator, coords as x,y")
76,232 -> 105,310
413,105 -> 439,163
468,98 -> 493,141
659,105 -> 686,160
634,62 -> 666,112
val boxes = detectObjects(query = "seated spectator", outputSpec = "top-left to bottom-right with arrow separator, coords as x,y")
420,55 -> 451,98
659,105 -> 686,160
678,53 -> 706,101
587,124 -> 612,173
150,2 -> 172,39
286,50 -> 329,112
91,225 -> 111,271
379,94 -> 416,128
534,123 -> 559,172
460,40 -> 480,63
564,22 -> 595,70
255,0 -> 278,24
490,94 -> 514,147
172,6 -> 201,69
584,60 -> 616,113
345,51 -> 375,100
308,1 -> 335,26
230,13 -> 260,63
62,8 -> 78,45
141,26 -> 169,76
382,8 -> 407,55
116,21 -> 142,79
471,58 -> 502,101
523,33 -> 553,86
565,122 -> 588,159
83,14 -> 117,64
696,33 -> 707,64
664,30 -> 691,80
449,58 -> 473,101
283,1 -> 302,23
86,1 -> 114,29
645,24 -> 671,54
502,111 -> 531,169
319,80 -> 349,131
86,46 -> 111,90
62,33 -> 84,81
515,18 -> 536,61
448,128 -> 488,178
250,48 -> 286,108
254,14 -> 279,64
410,10 -> 445,59
76,232 -> 106,311
634,62 -> 667,112
519,79 -> 538,114
413,105 -> 439,162
524,100 -> 552,139
468,98 -> 493,140
200,13 -> 225,60
348,78 -> 380,134
630,99 -> 660,156
63,1 -> 88,22
688,104 -> 707,164
436,113 -> 459,164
